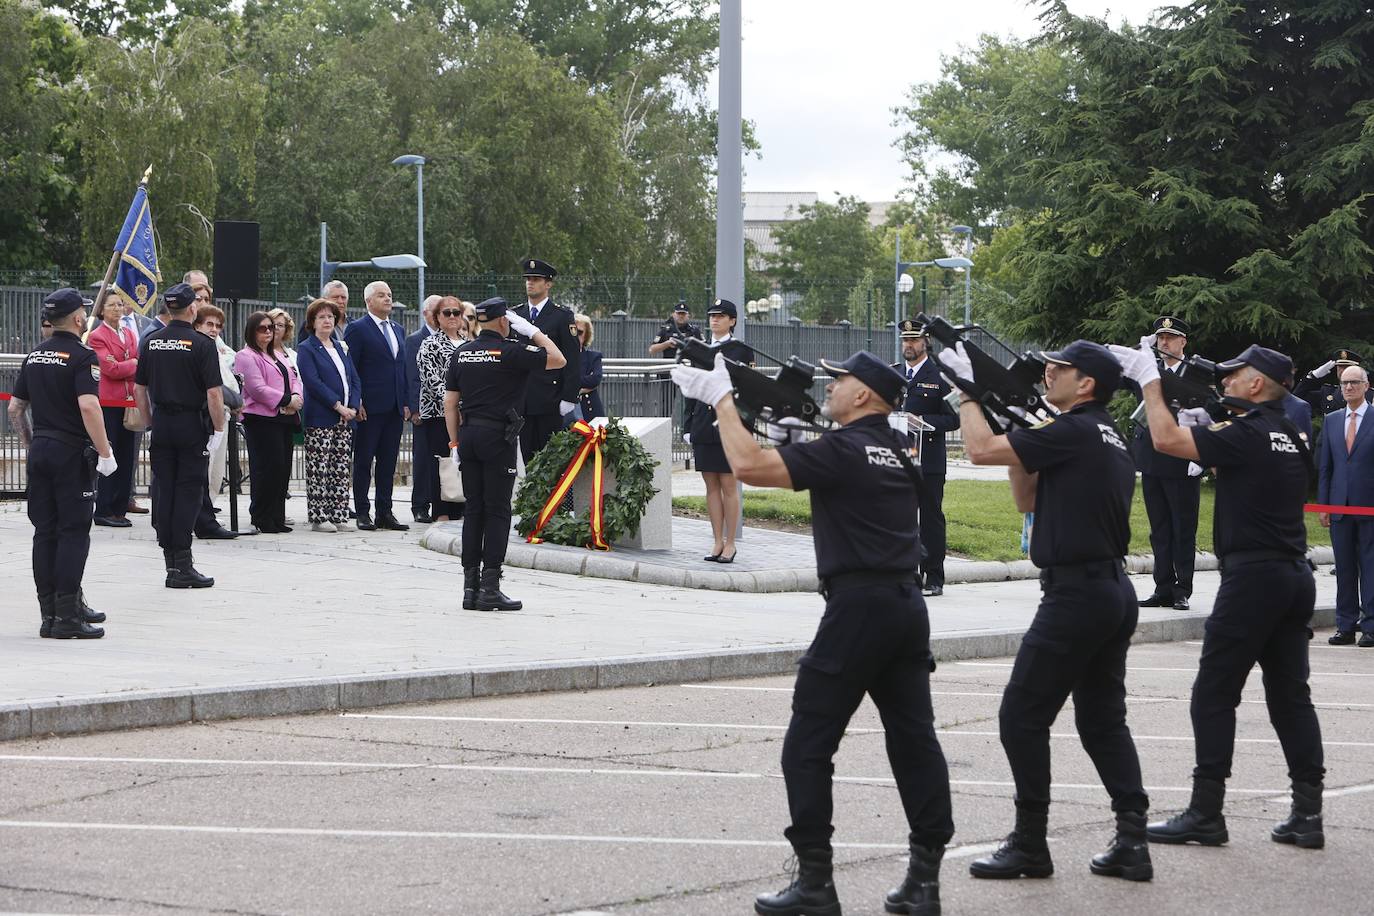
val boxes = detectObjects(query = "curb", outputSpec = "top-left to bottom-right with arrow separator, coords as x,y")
419,525 -> 1335,593
0,605 -> 1335,743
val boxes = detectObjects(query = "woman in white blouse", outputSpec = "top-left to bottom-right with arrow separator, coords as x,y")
296,299 -> 362,531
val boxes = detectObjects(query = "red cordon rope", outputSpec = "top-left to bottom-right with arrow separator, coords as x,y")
0,392 -> 136,409
1304,504 -> 1374,516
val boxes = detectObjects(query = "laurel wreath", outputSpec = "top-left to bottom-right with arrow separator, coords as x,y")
513,417 -> 659,548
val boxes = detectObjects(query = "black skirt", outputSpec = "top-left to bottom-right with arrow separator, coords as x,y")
692,437 -> 731,474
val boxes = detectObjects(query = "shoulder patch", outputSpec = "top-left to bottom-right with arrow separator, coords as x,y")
90,365 -> 101,381
1207,420 -> 1232,431
525,344 -> 541,353
1031,418 -> 1055,430
569,323 -> 578,335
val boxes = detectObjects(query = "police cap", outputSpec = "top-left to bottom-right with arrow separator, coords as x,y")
41,287 -> 92,321
1216,344 -> 1295,388
898,319 -> 927,339
706,299 -> 738,319
1040,340 -> 1123,396
1330,348 -> 1363,367
820,350 -> 906,408
673,301 -> 689,314
521,258 -> 557,279
1152,315 -> 1189,337
163,282 -> 196,310
475,297 -> 507,321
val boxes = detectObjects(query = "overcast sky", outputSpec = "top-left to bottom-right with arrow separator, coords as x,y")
721,0 -> 1169,202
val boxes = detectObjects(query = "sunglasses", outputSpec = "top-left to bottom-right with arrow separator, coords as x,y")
440,309 -> 464,317
256,325 -> 273,333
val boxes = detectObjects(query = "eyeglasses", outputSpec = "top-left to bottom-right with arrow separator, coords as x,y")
200,321 -> 222,330
440,309 -> 464,317
1340,381 -> 1367,387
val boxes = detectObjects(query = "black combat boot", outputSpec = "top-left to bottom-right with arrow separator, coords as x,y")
476,568 -> 521,611
1271,780 -> 1324,849
1148,777 -> 1228,845
1090,810 -> 1153,881
969,808 -> 1054,879
166,549 -> 214,589
462,567 -> 481,611
38,593 -> 56,638
884,841 -> 942,914
78,588 -> 107,624
754,846 -> 841,916
49,592 -> 104,639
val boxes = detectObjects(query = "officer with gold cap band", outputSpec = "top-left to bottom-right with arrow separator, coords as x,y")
1295,347 -> 1369,416
510,258 -> 582,464
8,288 -> 116,638
671,349 -> 953,916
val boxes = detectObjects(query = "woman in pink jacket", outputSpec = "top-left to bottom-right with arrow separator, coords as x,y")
233,311 -> 304,533
87,297 -> 140,527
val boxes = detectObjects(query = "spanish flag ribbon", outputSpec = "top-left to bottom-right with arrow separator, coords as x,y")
527,420 -> 610,550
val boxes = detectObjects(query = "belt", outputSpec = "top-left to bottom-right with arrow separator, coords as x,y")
1219,549 -> 1307,571
1039,559 -> 1123,585
34,429 -> 89,449
818,570 -> 918,599
461,416 -> 507,430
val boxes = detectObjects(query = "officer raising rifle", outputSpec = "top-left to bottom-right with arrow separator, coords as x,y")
671,350 -> 953,916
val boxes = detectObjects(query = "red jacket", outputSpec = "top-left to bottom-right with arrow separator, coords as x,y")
87,321 -> 138,404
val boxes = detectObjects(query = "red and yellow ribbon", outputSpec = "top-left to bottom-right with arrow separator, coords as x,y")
527,420 -> 610,550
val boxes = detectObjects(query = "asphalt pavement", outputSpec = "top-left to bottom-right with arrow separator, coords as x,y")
0,639 -> 1367,915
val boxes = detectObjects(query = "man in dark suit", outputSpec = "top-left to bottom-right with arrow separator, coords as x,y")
511,258 -> 581,464
1132,316 -> 1204,611
405,295 -> 440,523
342,280 -> 410,531
893,319 -> 959,596
1318,365 -> 1374,646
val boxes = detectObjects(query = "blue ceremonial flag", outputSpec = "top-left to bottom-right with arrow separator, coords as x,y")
109,183 -> 162,315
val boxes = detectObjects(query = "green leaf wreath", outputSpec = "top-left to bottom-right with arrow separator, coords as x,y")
513,417 -> 659,548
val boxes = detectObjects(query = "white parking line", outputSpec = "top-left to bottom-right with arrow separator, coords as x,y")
957,662 -> 1374,678
939,730 -> 1374,749
339,713 -> 881,733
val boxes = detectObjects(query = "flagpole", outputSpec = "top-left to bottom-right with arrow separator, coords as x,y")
94,165 -> 153,314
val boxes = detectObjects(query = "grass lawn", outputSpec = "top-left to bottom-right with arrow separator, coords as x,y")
673,478 -> 1331,563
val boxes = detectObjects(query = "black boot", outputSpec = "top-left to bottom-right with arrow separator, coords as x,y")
49,592 -> 104,639
1090,810 -> 1153,881
969,808 -> 1053,879
1271,780 -> 1324,849
78,588 -> 106,624
755,846 -> 841,916
166,549 -> 214,589
162,549 -> 178,587
884,842 -> 941,914
462,567 -> 480,611
38,593 -> 55,638
1148,777 -> 1228,845
476,568 -> 521,611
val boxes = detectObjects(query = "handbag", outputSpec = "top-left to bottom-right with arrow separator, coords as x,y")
438,455 -> 464,502
122,404 -> 145,431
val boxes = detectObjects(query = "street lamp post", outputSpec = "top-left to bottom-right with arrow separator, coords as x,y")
952,225 -> 974,324
318,221 -> 427,293
392,155 -> 426,304
900,256 -> 974,329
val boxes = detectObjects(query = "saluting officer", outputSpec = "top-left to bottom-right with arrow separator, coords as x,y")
511,258 -> 581,463
947,339 -> 1152,882
672,350 -> 953,916
1295,347 -> 1369,415
444,297 -> 565,612
133,282 -> 226,589
893,319 -> 960,596
8,288 -> 116,638
1114,343 -> 1327,851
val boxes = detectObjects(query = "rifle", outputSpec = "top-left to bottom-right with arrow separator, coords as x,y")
1152,350 -> 1222,410
914,313 -> 1054,430
672,335 -> 832,435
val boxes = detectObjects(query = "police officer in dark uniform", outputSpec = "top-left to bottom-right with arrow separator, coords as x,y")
8,288 -> 116,638
648,300 -> 702,357
1117,343 -> 1327,851
948,339 -> 1152,882
1131,316 -> 1203,610
1295,347 -> 1369,415
893,319 -> 959,596
133,282 -> 226,589
510,258 -> 581,464
671,349 -> 953,916
444,297 -> 566,611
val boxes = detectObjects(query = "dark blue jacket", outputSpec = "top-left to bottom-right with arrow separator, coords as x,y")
343,312 -> 408,415
1128,359 -> 1199,478
1318,404 -> 1374,519
895,358 -> 959,475
1284,393 -> 1313,444
297,335 -> 362,429
404,326 -> 433,416
579,348 -> 605,420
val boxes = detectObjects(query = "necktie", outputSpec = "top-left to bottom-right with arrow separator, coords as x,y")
1348,411 -> 1358,454
907,366 -> 914,381
530,306 -> 540,323
382,320 -> 397,357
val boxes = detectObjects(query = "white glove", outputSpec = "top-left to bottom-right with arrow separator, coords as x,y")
765,417 -> 806,445
1107,344 -> 1160,386
1178,406 -> 1212,428
670,353 -> 734,408
1187,461 -> 1203,477
1139,333 -> 1157,354
450,446 -> 459,464
506,313 -> 537,338
206,430 -> 225,454
96,453 -> 117,477
683,432 -> 692,444
937,342 -> 974,387
559,400 -> 578,418
1309,359 -> 1336,379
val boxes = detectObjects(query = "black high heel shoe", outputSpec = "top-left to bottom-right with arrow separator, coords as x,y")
704,551 -> 722,562
716,549 -> 737,564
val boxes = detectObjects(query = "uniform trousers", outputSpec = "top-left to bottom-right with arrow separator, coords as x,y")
95,405 -> 137,518
28,435 -> 96,597
1192,557 -> 1324,785
241,414 -> 293,530
305,421 -> 353,524
1142,473 -> 1201,600
149,412 -> 210,551
782,582 -> 953,850
917,472 -> 947,589
999,566 -> 1148,814
353,409 -> 402,517
519,411 -> 569,465
459,425 -> 518,568
1330,517 -> 1374,635
422,418 -> 464,519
